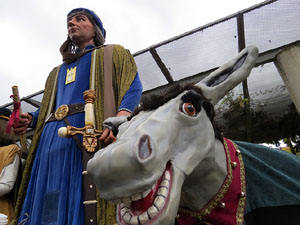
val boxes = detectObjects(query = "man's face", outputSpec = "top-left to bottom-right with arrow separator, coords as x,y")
67,14 -> 95,49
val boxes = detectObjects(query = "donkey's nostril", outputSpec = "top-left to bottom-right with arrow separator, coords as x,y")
138,135 -> 152,160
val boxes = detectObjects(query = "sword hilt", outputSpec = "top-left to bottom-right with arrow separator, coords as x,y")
57,90 -> 103,152
58,125 -> 103,152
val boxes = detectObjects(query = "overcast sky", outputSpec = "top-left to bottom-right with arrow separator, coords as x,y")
0,0 -> 264,106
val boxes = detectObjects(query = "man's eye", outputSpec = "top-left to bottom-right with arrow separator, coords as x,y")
181,103 -> 197,117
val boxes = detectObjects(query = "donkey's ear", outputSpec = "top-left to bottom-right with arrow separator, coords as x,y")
197,46 -> 258,105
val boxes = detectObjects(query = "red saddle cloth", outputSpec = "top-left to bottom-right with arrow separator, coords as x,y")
177,138 -> 246,225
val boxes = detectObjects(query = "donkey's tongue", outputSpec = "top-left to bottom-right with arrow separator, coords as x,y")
130,177 -> 163,215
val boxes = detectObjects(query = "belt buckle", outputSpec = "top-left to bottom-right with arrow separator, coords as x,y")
55,104 -> 69,120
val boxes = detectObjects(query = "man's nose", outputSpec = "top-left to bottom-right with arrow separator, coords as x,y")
67,18 -> 76,28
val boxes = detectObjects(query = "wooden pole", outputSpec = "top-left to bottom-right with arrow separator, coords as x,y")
11,85 -> 27,152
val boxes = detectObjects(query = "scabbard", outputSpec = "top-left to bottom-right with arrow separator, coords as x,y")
82,150 -> 98,225
63,118 -> 97,225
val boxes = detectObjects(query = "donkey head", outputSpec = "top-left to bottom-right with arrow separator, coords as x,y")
87,46 -> 258,225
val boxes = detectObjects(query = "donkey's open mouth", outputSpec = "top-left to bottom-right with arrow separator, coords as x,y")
116,163 -> 172,225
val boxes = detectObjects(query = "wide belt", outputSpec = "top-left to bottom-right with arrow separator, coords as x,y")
46,103 -> 85,122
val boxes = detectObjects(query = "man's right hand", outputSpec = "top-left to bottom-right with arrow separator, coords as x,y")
13,113 -> 32,136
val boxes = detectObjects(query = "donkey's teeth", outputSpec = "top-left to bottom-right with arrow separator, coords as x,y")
131,192 -> 142,201
120,207 -> 129,216
157,186 -> 168,197
121,197 -> 132,203
124,203 -> 131,208
151,183 -> 156,190
164,171 -> 171,180
120,203 -> 130,210
113,188 -> 152,206
147,205 -> 159,218
154,196 -> 165,210
120,168 -> 172,224
138,211 -> 149,224
141,189 -> 151,198
123,211 -> 132,224
129,215 -> 138,225
160,179 -> 170,188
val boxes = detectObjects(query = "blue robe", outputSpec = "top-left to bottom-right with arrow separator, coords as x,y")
19,47 -> 142,225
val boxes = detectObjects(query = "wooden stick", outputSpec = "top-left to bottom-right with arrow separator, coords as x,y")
11,85 -> 27,152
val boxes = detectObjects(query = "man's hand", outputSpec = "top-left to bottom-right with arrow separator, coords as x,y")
99,128 -> 117,144
99,110 -> 130,145
13,113 -> 32,136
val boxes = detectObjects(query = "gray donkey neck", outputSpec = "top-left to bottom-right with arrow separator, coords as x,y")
180,139 -> 227,210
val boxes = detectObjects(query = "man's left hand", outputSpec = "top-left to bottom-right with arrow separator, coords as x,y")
99,128 -> 116,144
99,110 -> 131,144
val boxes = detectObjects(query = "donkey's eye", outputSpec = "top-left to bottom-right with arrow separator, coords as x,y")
181,103 -> 196,116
